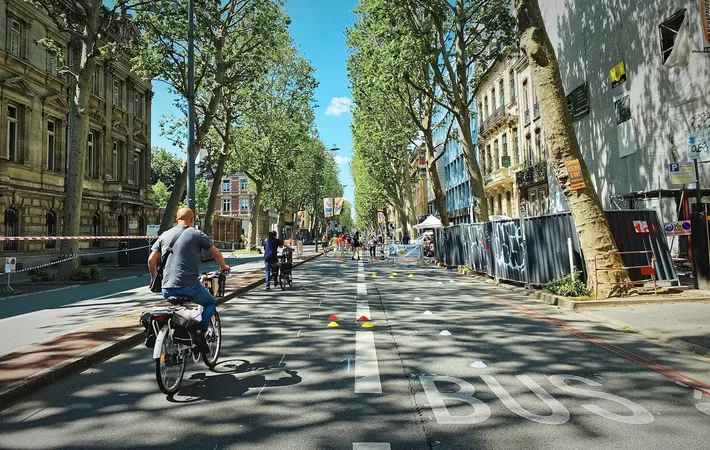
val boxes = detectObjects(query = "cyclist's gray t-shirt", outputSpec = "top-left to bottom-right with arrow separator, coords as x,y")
151,225 -> 213,289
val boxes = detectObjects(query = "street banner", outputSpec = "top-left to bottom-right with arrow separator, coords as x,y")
296,211 -> 304,228
386,244 -> 423,260
377,210 -> 386,224
324,198 -> 334,217
334,197 -> 344,216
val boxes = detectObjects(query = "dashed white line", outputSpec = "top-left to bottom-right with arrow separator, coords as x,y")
357,300 -> 371,320
357,283 -> 367,296
353,443 -> 391,450
355,331 -> 382,394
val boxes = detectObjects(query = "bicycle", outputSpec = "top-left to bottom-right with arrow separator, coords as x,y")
141,271 -> 225,395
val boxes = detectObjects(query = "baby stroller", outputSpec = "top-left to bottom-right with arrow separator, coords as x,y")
275,247 -> 293,290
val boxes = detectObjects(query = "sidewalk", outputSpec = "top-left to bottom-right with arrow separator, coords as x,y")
578,301 -> 710,357
0,252 -> 322,409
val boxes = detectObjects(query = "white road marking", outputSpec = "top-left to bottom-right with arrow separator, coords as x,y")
355,331 -> 382,394
481,374 -> 570,425
353,444 -> 391,450
470,361 -> 487,368
278,353 -> 286,365
358,273 -> 365,282
357,283 -> 367,296
357,300 -> 371,320
297,329 -> 302,338
358,264 -> 364,274
256,382 -> 267,399
695,390 -> 703,400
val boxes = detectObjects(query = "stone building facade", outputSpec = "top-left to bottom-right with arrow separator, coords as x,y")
0,0 -> 157,258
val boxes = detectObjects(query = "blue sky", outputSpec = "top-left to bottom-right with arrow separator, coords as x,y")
151,0 -> 358,206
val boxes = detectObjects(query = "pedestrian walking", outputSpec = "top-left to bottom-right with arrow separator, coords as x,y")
352,231 -> 361,260
368,234 -> 377,261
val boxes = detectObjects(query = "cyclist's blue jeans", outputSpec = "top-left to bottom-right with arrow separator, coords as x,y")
162,285 -> 215,329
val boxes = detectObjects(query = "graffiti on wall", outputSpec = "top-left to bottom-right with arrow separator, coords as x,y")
690,111 -> 710,131
491,221 -> 526,281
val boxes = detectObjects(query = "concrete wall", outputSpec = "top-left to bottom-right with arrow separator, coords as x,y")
539,0 -> 710,224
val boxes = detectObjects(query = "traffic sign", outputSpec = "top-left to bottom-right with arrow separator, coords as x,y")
5,257 -> 16,273
687,128 -> 710,162
663,220 -> 691,236
669,162 -> 695,184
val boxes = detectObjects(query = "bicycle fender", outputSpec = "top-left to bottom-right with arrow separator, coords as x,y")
152,325 -> 169,360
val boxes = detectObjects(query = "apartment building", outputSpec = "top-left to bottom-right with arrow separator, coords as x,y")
0,0 -> 157,255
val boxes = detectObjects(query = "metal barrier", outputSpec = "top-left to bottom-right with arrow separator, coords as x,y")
593,250 -> 658,299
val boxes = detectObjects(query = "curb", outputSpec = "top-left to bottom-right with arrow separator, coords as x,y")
0,252 -> 322,410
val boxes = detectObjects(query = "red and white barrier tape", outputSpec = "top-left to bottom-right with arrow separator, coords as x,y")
0,235 -> 153,241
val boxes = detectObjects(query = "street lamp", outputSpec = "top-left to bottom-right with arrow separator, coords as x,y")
313,145 -> 339,252
186,0 -> 196,212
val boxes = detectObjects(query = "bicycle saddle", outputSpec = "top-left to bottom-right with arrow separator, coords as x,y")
166,295 -> 193,305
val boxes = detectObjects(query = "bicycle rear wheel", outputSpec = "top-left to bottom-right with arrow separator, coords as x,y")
203,311 -> 221,369
155,329 -> 185,395
279,272 -> 286,290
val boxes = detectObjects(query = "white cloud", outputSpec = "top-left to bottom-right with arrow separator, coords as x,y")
334,155 -> 351,165
325,97 -> 352,116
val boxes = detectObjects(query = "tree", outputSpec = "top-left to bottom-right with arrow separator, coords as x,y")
347,0 -> 451,226
151,147 -> 182,189
392,0 -> 516,222
152,181 -> 170,208
29,0 -> 147,277
335,200 -> 355,232
194,179 -> 210,216
134,0 -> 290,232
515,0 -> 629,298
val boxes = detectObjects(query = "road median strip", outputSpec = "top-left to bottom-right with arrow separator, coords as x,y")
0,252 -> 323,410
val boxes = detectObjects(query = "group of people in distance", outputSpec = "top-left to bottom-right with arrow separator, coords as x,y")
321,230 -> 389,261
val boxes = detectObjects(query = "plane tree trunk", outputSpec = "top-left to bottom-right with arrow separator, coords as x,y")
516,0 -> 630,298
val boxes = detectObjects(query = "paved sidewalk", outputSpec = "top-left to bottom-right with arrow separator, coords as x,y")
0,252 -> 321,408
578,301 -> 710,356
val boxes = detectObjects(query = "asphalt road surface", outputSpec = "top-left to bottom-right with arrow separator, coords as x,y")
1,257 -> 709,449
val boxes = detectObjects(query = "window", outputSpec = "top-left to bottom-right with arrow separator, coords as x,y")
4,208 -> 19,251
45,211 -> 57,249
659,9 -> 687,64
133,149 -> 141,185
47,120 -> 56,171
86,132 -> 96,178
8,18 -> 21,57
113,79 -> 123,107
513,128 -> 519,165
240,179 -> 248,190
525,134 -> 533,164
92,65 -> 102,96
522,79 -> 529,111
483,97 -> 489,119
241,198 -> 249,210
134,92 -> 144,118
7,105 -> 18,162
502,134 -> 508,158
222,179 -> 231,192
491,88 -> 497,109
92,213 -> 101,248
509,70 -> 515,102
222,198 -> 231,212
535,129 -> 542,160
493,139 -> 499,170
46,52 -> 58,76
112,141 -> 119,181
499,79 -> 505,107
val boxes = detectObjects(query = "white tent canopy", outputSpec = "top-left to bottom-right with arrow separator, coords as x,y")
415,215 -> 443,230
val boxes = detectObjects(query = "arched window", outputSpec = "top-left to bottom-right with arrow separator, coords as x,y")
46,210 -> 57,249
92,213 -> 101,248
4,208 -> 19,251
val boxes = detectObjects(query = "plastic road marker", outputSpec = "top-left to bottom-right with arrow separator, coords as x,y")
355,331 -> 382,394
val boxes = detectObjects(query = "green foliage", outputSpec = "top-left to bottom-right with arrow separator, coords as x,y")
152,181 -> 170,208
195,179 -> 210,214
69,265 -> 102,282
151,147 -> 182,189
27,270 -> 54,282
544,271 -> 590,298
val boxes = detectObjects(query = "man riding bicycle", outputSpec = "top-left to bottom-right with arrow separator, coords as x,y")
148,208 -> 231,351
264,230 -> 292,290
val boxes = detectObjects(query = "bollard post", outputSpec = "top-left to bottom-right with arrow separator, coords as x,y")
568,238 -> 575,278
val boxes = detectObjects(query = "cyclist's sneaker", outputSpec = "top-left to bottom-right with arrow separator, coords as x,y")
193,329 -> 210,353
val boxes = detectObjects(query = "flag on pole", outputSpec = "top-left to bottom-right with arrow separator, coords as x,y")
324,198 -> 334,217
334,197 -> 344,215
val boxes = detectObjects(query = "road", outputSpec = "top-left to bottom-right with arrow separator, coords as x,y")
1,257 -> 709,449
0,255 -> 265,357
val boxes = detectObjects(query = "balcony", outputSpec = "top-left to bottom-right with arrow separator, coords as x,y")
483,167 -> 512,192
515,161 -> 548,187
534,103 -> 540,119
481,106 -> 514,136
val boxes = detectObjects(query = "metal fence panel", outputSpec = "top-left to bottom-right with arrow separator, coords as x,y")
434,209 -> 677,285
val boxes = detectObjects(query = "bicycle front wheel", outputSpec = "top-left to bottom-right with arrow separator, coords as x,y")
203,311 -> 222,369
155,329 -> 185,395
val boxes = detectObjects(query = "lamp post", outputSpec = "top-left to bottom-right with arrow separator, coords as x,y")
186,0 -> 196,212
313,145 -> 339,252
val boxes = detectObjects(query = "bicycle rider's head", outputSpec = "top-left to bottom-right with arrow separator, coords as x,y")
269,231 -> 277,239
176,207 -> 195,227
